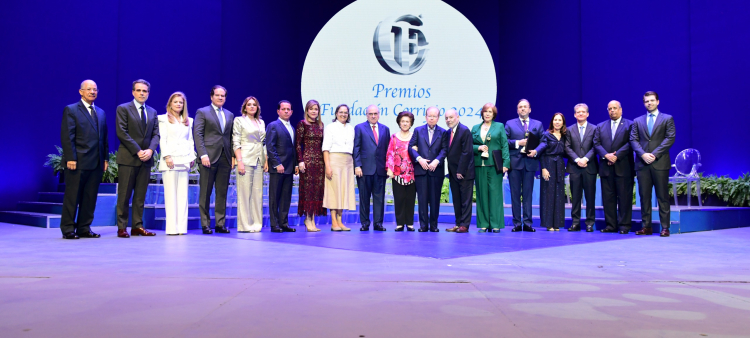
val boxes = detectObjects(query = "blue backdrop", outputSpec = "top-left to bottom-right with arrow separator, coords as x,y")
0,0 -> 747,211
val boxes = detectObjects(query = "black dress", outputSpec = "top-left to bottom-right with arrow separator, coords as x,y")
539,131 -> 566,230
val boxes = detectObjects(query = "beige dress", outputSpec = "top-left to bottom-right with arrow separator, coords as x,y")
322,121 -> 356,210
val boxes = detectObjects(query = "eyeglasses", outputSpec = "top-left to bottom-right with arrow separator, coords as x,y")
82,88 -> 98,92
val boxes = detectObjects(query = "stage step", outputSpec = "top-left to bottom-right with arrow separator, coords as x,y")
0,211 -> 61,228
38,192 -> 65,203
56,183 -> 117,194
18,201 -> 64,214
10,194 -> 118,228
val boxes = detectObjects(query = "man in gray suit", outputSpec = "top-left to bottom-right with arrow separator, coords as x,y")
630,91 -> 676,237
115,79 -> 160,238
194,85 -> 234,234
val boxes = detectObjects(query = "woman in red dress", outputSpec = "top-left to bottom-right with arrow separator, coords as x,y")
295,100 -> 326,231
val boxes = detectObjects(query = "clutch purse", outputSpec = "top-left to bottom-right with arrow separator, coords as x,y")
492,150 -> 504,174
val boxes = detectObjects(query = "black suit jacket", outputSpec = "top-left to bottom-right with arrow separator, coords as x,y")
115,101 -> 159,167
565,122 -> 598,175
193,105 -> 234,165
353,122 -> 390,176
60,100 -> 108,170
593,118 -> 634,178
446,123 -> 475,180
409,124 -> 447,177
630,112 -> 676,171
266,119 -> 297,174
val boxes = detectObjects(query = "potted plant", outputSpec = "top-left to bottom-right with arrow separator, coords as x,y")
43,145 -> 66,183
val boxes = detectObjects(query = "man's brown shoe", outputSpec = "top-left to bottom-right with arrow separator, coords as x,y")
635,228 -> 653,235
132,228 -> 156,236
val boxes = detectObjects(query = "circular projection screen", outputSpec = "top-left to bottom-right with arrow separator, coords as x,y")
301,0 -> 496,131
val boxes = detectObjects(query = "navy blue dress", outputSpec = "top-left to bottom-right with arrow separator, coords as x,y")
539,131 -> 567,230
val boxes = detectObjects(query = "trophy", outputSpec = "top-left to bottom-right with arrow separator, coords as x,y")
520,130 -> 529,153
482,133 -> 490,158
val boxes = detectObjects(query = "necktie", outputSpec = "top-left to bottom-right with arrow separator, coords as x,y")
217,108 -> 225,132
450,129 -> 454,146
523,120 -> 528,132
611,121 -> 617,140
579,125 -> 584,142
89,105 -> 99,129
140,106 -> 147,131
285,122 -> 294,142
428,127 -> 434,144
372,125 -> 379,145
647,113 -> 655,136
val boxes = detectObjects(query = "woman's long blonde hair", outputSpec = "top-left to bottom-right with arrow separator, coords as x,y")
166,92 -> 189,126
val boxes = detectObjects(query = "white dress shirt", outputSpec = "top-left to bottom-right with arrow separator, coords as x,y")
211,103 -> 226,130
81,99 -> 95,116
515,117 -> 530,149
610,116 -> 622,139
574,121 -> 588,163
322,121 -> 354,153
279,118 -> 294,143
134,99 -> 146,121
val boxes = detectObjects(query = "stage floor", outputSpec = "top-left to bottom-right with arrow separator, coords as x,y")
2,222 -> 750,338
230,224 -> 641,259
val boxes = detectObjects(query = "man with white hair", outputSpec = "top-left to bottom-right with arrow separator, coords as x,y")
59,80 -> 109,239
444,109 -> 475,233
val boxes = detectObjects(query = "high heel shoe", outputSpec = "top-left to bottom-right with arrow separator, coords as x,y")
305,219 -> 319,232
311,218 -> 321,232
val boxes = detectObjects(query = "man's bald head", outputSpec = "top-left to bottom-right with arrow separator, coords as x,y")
425,106 -> 440,127
366,105 -> 380,124
607,100 -> 622,120
79,79 -> 98,104
445,109 -> 459,129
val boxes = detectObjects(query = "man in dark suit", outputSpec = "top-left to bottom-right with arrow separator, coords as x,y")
565,103 -> 598,232
630,91 -> 676,237
443,109 -> 475,233
505,99 -> 544,232
266,100 -> 297,233
409,107 -> 448,232
115,79 -> 159,238
194,85 -> 234,234
593,100 -> 635,234
353,105 -> 391,231
59,80 -> 108,239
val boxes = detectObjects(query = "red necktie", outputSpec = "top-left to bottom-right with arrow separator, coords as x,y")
372,125 -> 378,145
450,129 -> 454,146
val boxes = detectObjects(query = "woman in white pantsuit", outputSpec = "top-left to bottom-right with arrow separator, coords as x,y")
233,96 -> 267,232
158,92 -> 195,235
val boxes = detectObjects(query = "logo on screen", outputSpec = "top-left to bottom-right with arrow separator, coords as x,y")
373,14 -> 429,75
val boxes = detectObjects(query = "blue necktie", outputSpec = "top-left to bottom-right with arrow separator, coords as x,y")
647,113 -> 655,136
579,126 -> 584,142
217,108 -> 225,132
611,121 -> 617,141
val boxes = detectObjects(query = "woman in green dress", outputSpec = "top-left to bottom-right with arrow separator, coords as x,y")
472,103 -> 510,232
